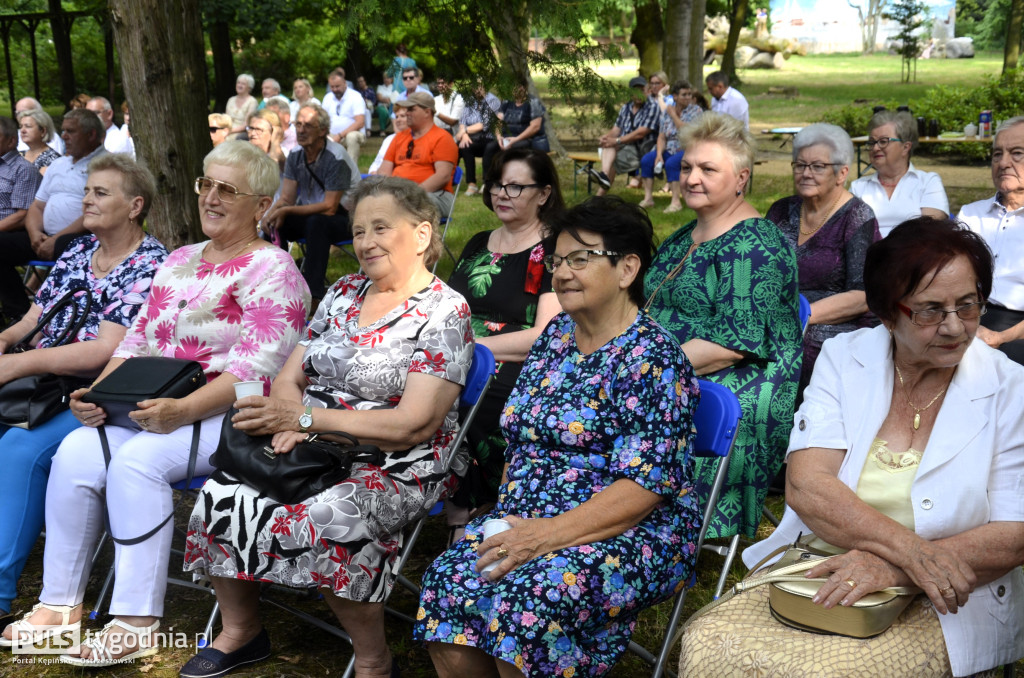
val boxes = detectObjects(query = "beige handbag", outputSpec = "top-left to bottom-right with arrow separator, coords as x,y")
682,540 -> 921,641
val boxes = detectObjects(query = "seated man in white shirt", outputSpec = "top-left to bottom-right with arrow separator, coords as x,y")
705,71 -> 749,129
957,116 -> 1024,365
14,98 -> 64,155
321,67 -> 366,163
86,96 -> 133,157
433,75 -> 465,136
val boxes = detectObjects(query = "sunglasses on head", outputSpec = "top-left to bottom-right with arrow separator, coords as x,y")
406,139 -> 415,159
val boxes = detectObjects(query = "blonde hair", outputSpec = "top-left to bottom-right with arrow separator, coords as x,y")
678,111 -> 755,175
208,113 -> 231,129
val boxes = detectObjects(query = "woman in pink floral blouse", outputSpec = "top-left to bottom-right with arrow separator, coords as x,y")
5,141 -> 310,667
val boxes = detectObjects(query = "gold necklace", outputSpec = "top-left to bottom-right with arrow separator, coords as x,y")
799,190 -> 844,236
207,234 -> 259,262
93,232 -> 145,274
894,362 -> 951,430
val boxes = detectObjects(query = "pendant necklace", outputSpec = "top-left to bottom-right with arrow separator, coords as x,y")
894,362 -> 950,430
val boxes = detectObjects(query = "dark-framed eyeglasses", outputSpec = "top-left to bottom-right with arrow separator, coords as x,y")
194,177 -> 261,203
543,249 -> 622,273
487,182 -> 542,198
791,162 -> 842,175
865,137 -> 903,149
897,301 -> 986,326
406,139 -> 415,159
209,126 -> 227,134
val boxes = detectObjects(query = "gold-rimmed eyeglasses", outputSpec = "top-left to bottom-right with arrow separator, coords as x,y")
194,177 -> 261,203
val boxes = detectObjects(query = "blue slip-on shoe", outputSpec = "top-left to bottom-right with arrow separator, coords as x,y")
179,628 -> 271,678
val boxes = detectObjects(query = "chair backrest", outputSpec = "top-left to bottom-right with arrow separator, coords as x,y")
798,294 -> 811,333
691,379 -> 741,553
460,342 -> 495,409
451,165 -> 463,189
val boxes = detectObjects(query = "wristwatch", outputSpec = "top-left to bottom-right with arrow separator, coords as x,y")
298,406 -> 313,433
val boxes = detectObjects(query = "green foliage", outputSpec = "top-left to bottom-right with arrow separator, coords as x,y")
885,0 -> 927,82
957,0 -> 1015,50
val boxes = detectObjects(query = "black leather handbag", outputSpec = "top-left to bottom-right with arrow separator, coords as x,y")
211,407 -> 385,504
81,357 -> 205,430
0,289 -> 94,429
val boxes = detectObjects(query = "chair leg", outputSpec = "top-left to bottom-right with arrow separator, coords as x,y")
651,589 -> 687,678
713,534 -> 740,599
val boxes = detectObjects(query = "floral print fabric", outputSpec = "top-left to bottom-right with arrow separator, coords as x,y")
184,275 -> 474,602
446,230 -> 552,507
113,242 -> 310,389
644,218 -> 802,539
34,234 -> 168,348
414,312 -> 701,677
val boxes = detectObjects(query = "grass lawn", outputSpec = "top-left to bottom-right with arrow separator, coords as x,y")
3,52 -> 1017,678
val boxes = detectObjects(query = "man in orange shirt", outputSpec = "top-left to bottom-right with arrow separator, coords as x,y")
378,92 -> 458,216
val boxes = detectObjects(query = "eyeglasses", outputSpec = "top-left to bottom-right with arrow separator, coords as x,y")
897,301 -> 986,326
406,139 -> 415,159
791,162 -> 842,175
992,149 -> 1024,164
209,126 -> 227,134
246,125 -> 270,135
487,182 -> 541,198
194,177 -> 261,203
402,75 -> 417,80
543,249 -> 621,273
865,137 -> 904,149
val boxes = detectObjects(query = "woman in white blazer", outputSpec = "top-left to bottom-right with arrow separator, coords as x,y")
682,216 -> 1024,678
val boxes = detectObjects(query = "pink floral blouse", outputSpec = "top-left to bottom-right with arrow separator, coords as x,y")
114,242 -> 311,393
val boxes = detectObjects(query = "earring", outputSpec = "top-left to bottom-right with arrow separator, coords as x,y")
736,189 -> 742,196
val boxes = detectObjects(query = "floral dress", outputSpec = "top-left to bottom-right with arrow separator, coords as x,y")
184,275 -> 474,603
766,195 -> 881,400
34,233 -> 168,347
414,312 -> 701,677
644,218 -> 801,540
113,242 -> 310,390
446,231 -> 551,507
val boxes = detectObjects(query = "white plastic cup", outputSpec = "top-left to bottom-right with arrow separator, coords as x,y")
233,381 -> 263,401
481,518 -> 512,575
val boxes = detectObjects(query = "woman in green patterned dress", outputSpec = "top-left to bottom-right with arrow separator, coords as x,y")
445,148 -> 565,538
644,112 -> 802,541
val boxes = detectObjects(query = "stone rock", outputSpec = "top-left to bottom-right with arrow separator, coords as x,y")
734,45 -> 758,68
945,37 -> 974,58
746,51 -> 784,69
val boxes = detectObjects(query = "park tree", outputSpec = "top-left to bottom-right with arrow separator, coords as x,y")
887,0 -> 926,83
664,0 -> 708,87
720,0 -> 750,84
847,0 -> 889,53
631,0 -> 665,76
108,0 -> 208,247
1006,0 -> 1024,73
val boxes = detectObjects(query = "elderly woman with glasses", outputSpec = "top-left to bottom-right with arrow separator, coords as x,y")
767,123 -> 881,398
850,110 -> 949,237
416,195 -> 701,677
246,110 -> 285,171
0,141 -> 309,666
682,217 -> 1024,678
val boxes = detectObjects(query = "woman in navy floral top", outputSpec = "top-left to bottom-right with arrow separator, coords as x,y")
0,154 -> 167,630
416,196 -> 701,677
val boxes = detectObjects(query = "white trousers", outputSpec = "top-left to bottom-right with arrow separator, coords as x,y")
40,417 -> 222,617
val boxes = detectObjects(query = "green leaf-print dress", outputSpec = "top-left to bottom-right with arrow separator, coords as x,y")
644,218 -> 802,539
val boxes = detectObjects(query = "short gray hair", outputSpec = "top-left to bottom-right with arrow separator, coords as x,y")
350,177 -> 442,268
202,140 -> 281,197
64,108 -> 105,141
678,111 -> 755,176
995,116 -> 1024,142
88,96 -> 112,112
88,153 -> 157,223
298,103 -> 331,134
792,123 -> 854,170
236,73 -> 255,91
868,110 -> 917,152
17,109 -> 56,143
262,78 -> 281,93
706,71 -> 729,88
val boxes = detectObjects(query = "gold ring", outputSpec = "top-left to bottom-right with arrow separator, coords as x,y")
496,547 -> 509,557
140,420 -> 149,428
844,579 -> 856,588
940,586 -> 955,596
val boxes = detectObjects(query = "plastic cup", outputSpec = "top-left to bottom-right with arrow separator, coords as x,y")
233,381 -> 263,401
481,518 -> 512,575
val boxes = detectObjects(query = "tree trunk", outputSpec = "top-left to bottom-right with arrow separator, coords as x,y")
689,0 -> 707,88
721,0 -> 750,84
209,20 -> 234,114
1005,0 -> 1024,73
108,0 -> 209,248
631,0 -> 665,76
664,0 -> 692,83
47,0 -> 75,109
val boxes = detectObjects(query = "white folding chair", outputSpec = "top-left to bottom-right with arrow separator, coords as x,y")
432,165 -> 464,274
627,379 -> 741,678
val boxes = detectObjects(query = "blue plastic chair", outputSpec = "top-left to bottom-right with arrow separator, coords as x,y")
627,379 -> 741,678
798,294 -> 811,333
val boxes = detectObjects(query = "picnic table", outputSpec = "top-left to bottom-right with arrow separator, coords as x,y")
761,127 -> 803,148
851,135 -> 992,177
568,151 -> 602,196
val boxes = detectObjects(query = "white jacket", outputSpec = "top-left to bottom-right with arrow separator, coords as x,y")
743,325 -> 1024,676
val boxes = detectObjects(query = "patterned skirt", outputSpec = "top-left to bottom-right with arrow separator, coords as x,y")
183,440 -> 458,603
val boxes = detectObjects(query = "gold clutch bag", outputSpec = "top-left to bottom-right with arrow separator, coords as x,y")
767,547 -> 920,638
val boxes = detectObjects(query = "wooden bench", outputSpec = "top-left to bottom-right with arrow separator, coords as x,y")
568,151 -> 602,196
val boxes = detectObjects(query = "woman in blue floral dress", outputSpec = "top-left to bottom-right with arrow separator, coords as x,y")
644,113 -> 802,541
416,196 -> 701,677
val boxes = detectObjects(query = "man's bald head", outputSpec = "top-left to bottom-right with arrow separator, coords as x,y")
15,97 -> 41,115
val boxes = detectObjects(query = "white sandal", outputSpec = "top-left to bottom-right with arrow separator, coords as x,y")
59,618 -> 160,666
0,602 -> 81,650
